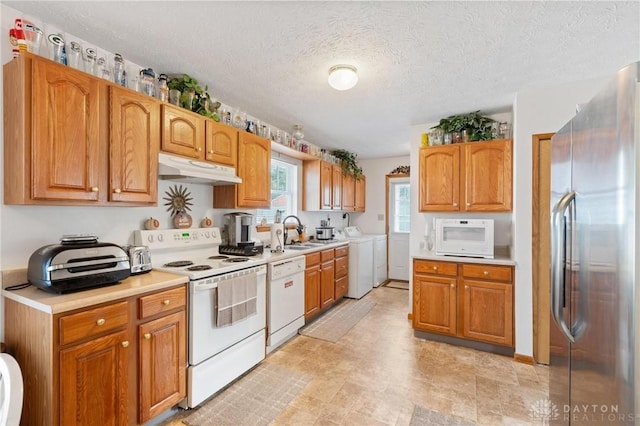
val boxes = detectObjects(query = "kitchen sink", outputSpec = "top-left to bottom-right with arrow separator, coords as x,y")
284,246 -> 309,250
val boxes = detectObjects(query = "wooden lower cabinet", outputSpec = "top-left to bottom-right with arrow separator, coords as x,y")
4,284 -> 187,425
334,245 -> 349,300
304,245 -> 349,320
413,259 -> 514,348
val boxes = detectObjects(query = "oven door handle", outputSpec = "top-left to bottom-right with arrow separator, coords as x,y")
192,267 -> 266,292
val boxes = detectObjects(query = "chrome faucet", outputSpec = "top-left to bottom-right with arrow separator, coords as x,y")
282,215 -> 304,245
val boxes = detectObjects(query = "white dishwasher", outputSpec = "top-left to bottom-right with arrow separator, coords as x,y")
267,255 -> 306,353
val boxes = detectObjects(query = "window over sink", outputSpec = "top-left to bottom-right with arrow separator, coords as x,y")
256,158 -> 298,223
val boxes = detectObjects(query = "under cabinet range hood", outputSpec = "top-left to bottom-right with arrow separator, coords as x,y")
158,153 -> 242,185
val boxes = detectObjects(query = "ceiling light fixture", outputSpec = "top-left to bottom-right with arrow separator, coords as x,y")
328,65 -> 358,91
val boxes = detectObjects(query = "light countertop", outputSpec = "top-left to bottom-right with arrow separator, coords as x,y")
1,240 -> 351,314
412,247 -> 516,266
2,269 -> 188,314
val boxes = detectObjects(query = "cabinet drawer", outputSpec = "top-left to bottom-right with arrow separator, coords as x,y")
414,259 -> 457,276
335,245 -> 349,258
320,248 -> 334,262
59,301 -> 129,346
462,264 -> 512,282
306,252 -> 321,267
335,256 -> 348,278
139,286 -> 186,319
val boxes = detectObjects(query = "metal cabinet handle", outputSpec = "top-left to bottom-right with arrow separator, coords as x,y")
483,271 -> 489,276
163,299 -> 170,306
453,203 -> 458,207
432,266 -> 438,271
91,187 -> 99,192
465,285 -> 469,290
450,283 -> 455,288
113,188 -> 121,194
144,333 -> 151,340
197,147 -> 202,152
208,150 -> 213,154
96,318 -> 105,326
121,341 -> 129,348
466,203 -> 471,207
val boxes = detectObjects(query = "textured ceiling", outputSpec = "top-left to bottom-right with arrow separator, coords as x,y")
5,1 -> 639,158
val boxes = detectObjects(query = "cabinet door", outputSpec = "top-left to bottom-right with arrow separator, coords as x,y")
332,164 -> 342,209
341,174 -> 355,211
320,161 -> 333,210
236,132 -> 271,207
412,274 -> 457,335
139,310 -> 186,423
461,279 -> 513,346
161,104 -> 204,159
355,175 -> 366,212
32,59 -> 101,201
320,260 -> 335,309
60,330 -> 130,426
463,139 -> 512,211
109,86 -> 159,203
418,146 -> 460,212
205,120 -> 237,166
304,265 -> 321,319
335,275 -> 348,301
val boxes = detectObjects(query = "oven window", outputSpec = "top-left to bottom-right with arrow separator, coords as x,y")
442,227 -> 486,242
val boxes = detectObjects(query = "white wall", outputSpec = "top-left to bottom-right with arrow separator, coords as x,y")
512,76 -> 608,357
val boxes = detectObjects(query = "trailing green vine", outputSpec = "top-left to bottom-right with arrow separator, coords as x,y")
331,149 -> 363,180
431,110 -> 495,141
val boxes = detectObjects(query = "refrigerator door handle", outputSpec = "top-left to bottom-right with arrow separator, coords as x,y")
551,191 -> 576,343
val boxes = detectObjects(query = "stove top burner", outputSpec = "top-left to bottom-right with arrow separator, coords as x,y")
223,257 -> 250,263
208,255 -> 229,260
186,265 -> 213,271
164,260 -> 194,268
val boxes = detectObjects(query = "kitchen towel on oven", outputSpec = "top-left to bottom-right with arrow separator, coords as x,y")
216,272 -> 258,327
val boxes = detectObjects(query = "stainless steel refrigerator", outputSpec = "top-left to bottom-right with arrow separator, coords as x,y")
549,61 -> 639,425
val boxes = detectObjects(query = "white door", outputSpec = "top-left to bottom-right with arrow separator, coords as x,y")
387,177 -> 410,281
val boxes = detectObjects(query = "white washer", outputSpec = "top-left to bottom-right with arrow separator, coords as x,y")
344,226 -> 387,287
345,236 -> 374,299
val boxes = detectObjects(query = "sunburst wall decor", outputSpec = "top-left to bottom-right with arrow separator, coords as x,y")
164,185 -> 194,228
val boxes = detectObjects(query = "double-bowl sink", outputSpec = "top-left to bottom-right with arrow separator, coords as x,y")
283,242 -> 332,251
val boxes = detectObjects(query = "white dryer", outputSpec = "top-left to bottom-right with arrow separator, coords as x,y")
342,227 -> 374,299
344,226 -> 387,287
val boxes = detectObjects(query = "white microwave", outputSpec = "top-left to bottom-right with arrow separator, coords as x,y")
435,218 -> 494,258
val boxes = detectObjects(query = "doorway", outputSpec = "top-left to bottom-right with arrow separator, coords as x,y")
386,174 -> 410,281
532,133 -> 554,365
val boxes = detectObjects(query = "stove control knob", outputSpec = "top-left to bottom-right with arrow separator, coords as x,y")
158,234 -> 164,242
147,235 -> 154,243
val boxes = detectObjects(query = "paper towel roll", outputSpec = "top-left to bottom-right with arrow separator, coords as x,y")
270,223 -> 284,253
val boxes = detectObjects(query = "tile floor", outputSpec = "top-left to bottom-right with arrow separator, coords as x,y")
164,286 -> 548,426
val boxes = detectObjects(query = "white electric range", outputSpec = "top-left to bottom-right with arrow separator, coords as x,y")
133,227 -> 267,408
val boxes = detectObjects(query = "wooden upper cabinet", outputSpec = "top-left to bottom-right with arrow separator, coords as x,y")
342,174 -> 355,211
419,139 -> 512,212
213,131 -> 270,208
109,86 -> 159,203
161,104 -> 205,159
463,139 -> 512,211
332,165 -> 342,209
31,57 -> 101,202
419,145 -> 460,212
4,54 -> 157,206
303,160 -> 358,211
205,120 -> 237,166
355,175 -> 366,212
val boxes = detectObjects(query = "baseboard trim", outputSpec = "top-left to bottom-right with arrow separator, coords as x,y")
514,353 -> 535,365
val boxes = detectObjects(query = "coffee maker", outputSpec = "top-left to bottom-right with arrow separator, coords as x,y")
220,212 -> 264,256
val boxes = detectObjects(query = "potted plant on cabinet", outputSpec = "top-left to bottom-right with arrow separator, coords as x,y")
431,110 -> 496,141
331,149 -> 363,180
167,74 -> 221,121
